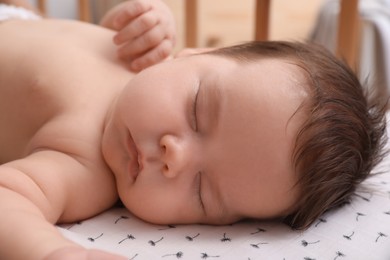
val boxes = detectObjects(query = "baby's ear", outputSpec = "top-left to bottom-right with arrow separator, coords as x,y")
174,48 -> 216,58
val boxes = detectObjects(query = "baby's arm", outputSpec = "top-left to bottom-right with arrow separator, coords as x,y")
100,0 -> 175,71
0,151 -> 124,260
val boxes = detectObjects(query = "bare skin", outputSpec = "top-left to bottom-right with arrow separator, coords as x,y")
0,2 -> 306,259
0,18 -> 134,259
0,1 -> 170,259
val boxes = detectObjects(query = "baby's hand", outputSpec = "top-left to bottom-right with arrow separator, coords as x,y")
45,246 -> 127,260
101,0 -> 176,71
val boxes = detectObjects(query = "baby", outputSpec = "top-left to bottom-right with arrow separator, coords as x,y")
0,1 -> 387,259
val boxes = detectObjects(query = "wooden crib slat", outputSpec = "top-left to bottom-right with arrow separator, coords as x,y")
255,0 -> 271,41
337,0 -> 360,70
185,0 -> 198,47
37,0 -> 46,15
78,0 -> 91,22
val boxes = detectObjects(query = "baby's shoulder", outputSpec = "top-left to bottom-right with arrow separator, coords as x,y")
0,73 -> 112,165
0,19 -> 131,164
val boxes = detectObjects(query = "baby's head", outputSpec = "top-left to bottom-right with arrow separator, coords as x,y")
102,41 -> 387,230
209,41 -> 387,229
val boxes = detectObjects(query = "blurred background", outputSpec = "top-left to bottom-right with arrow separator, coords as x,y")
26,0 -> 390,103
27,0 -> 324,49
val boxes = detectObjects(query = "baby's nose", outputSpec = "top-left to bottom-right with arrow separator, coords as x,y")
159,134 -> 192,178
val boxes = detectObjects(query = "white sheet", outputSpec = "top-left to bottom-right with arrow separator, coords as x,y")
58,119 -> 390,260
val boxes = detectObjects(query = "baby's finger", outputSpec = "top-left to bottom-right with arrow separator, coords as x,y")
129,39 -> 172,71
114,11 -> 158,45
113,0 -> 152,30
117,25 -> 166,59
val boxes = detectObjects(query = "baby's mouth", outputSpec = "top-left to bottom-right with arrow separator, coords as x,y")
127,131 -> 140,181
137,152 -> 143,172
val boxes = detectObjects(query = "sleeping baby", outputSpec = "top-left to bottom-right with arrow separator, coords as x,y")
0,0 -> 387,259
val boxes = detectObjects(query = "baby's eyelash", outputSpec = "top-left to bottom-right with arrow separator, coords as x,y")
196,171 -> 205,212
192,87 -> 200,131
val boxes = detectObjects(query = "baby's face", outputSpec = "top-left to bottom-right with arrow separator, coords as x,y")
102,54 -> 307,225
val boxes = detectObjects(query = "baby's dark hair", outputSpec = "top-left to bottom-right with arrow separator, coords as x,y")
207,41 -> 388,230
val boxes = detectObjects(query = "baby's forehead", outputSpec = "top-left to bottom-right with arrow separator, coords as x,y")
172,52 -> 310,102
203,52 -> 307,79
223,56 -> 307,91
